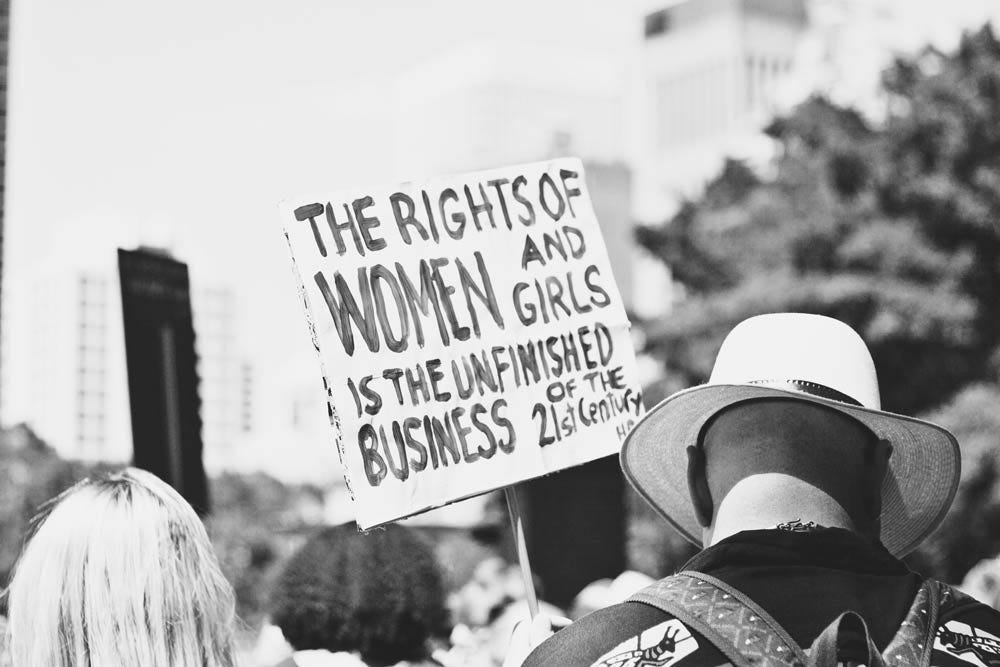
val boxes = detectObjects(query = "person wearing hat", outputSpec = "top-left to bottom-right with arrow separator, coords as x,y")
516,313 -> 1000,667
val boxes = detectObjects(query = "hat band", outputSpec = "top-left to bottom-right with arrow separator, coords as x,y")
745,379 -> 864,407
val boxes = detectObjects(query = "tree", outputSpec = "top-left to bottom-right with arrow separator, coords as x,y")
636,25 -> 1000,581
907,384 -> 1000,582
206,472 -> 326,628
0,425 -> 113,611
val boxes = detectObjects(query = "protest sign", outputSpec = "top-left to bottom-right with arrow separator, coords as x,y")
281,158 -> 645,529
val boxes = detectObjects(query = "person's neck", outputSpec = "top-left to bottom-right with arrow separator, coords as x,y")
706,474 -> 858,546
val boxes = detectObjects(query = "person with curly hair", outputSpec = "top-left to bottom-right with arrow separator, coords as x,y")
269,522 -> 451,667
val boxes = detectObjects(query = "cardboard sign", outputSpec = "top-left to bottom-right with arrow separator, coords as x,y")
281,158 -> 645,528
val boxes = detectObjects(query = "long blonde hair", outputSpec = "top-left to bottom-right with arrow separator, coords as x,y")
6,468 -> 236,666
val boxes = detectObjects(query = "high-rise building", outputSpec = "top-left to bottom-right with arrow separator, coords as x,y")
18,259 -> 253,468
628,0 -> 808,317
239,360 -> 253,434
633,0 -> 808,219
25,268 -> 130,461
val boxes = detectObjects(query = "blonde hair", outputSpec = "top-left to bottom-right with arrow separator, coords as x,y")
6,468 -> 236,666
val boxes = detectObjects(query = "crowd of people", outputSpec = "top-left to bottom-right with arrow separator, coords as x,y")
0,464 -> 647,667
2,315 -> 1000,666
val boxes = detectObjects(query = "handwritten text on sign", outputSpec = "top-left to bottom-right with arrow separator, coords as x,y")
282,158 -> 644,528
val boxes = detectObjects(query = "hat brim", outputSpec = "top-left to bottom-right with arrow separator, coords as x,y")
621,384 -> 960,557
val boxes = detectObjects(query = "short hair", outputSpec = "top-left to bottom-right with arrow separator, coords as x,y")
5,468 -> 236,666
701,398 -> 882,527
270,522 -> 450,664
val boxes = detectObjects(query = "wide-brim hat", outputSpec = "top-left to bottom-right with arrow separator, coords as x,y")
621,313 -> 961,557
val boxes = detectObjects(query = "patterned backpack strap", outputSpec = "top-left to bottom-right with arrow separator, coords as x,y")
628,571 -> 809,667
880,579 -> 956,667
807,611 -> 884,667
937,580 -> 981,616
882,579 -> 985,667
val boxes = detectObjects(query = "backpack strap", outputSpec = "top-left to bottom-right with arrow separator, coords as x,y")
811,579 -> 975,667
808,611 -> 884,667
628,574 -> 969,667
881,579 -> 979,667
878,579 -> 942,666
937,580 -> 981,617
628,571 -> 809,667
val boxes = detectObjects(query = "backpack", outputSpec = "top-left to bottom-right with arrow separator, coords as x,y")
627,571 -> 977,666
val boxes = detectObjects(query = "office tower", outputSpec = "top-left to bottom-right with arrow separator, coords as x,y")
191,285 -> 244,466
25,268 -> 130,461
20,260 -> 251,469
118,248 -> 208,513
629,0 -> 808,317
634,0 -> 808,220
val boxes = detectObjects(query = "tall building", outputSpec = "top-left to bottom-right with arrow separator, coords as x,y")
633,0 -> 808,220
25,268 -> 130,461
627,0 -> 808,317
239,359 -> 253,434
391,44 -> 639,311
18,259 -> 253,468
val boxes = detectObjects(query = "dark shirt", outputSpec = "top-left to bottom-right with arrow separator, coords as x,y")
524,528 -> 1000,666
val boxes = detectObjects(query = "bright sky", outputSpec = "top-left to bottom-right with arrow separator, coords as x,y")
3,0 -> 634,430
5,0 -> 1000,465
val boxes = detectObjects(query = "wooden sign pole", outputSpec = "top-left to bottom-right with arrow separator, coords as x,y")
505,486 -> 540,619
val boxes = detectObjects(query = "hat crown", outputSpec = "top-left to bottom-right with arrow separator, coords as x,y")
709,313 -> 881,409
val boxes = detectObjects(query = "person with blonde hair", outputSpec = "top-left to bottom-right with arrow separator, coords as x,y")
5,467 -> 237,666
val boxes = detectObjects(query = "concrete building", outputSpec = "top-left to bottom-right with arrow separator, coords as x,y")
632,0 -> 808,219
24,267 -> 130,461
192,284 -> 244,471
16,258 -> 253,470
626,0 -> 808,317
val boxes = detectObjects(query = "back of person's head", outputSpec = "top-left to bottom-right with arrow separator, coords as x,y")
624,313 -> 960,556
696,398 -> 889,534
5,468 -> 236,667
270,522 -> 450,666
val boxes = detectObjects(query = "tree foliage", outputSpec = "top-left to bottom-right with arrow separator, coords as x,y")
0,425 -> 115,609
0,426 -> 324,627
206,472 -> 326,629
910,384 -> 1000,582
636,25 -> 1000,581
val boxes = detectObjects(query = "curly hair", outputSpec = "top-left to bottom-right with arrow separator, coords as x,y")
270,522 -> 450,664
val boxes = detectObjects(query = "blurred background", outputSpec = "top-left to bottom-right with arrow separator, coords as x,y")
2,0 -> 1000,663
